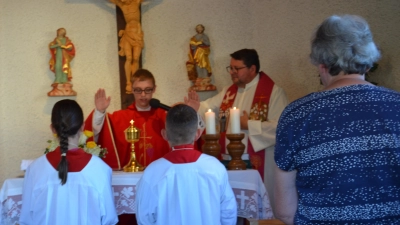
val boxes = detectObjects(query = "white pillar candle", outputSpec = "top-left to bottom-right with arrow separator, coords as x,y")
229,107 -> 240,134
205,109 -> 216,134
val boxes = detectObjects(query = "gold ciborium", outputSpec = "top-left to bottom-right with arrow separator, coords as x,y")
123,120 -> 144,172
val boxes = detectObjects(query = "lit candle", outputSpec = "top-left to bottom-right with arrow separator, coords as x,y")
229,107 -> 240,134
205,109 -> 216,134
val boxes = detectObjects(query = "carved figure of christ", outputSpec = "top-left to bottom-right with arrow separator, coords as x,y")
111,0 -> 144,95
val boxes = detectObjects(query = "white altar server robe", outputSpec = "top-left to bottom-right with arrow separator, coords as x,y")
19,155 -> 118,225
135,154 -> 237,225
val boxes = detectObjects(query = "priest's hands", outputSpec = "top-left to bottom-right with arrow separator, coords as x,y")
184,90 -> 200,111
240,110 -> 249,130
95,88 -> 111,113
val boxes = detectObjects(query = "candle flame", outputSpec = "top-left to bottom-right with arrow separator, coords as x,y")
208,109 -> 212,112
233,107 -> 237,110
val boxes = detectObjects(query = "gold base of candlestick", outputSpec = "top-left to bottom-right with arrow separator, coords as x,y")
226,133 -> 246,170
201,133 -> 221,158
123,143 -> 144,172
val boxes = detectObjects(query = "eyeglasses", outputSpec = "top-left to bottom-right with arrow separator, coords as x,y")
226,66 -> 247,73
133,88 -> 154,94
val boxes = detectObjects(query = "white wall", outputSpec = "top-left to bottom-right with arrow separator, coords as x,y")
252,0 -> 400,101
141,0 -> 254,103
1,0 -> 400,192
0,0 -> 121,185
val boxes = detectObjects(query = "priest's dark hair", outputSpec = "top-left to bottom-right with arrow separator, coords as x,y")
166,104 -> 198,146
230,49 -> 260,73
51,99 -> 84,185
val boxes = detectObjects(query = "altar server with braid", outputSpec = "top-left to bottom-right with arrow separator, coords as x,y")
20,99 -> 118,225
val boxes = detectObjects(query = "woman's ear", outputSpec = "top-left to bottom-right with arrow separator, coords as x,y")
50,124 -> 57,134
318,64 -> 330,86
318,64 -> 332,78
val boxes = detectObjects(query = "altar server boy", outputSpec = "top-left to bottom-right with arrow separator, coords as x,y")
135,104 -> 237,225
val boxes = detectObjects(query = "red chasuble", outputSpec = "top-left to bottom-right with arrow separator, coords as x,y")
219,72 -> 274,179
85,104 -> 171,170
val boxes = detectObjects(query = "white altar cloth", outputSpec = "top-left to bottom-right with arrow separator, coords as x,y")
1,170 -> 273,224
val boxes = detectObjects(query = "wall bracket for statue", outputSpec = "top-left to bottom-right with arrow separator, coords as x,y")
186,24 -> 216,92
47,28 -> 77,97
48,83 -> 77,96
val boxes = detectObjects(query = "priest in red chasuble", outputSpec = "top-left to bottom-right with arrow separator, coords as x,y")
85,69 -> 170,170
186,49 -> 289,186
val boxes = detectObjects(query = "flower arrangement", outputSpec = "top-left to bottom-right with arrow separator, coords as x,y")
45,130 -> 107,158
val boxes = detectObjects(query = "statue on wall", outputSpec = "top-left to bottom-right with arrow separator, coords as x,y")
186,24 -> 216,92
48,28 -> 77,96
110,0 -> 144,94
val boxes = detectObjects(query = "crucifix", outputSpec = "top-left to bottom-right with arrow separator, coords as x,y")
111,0 -> 144,109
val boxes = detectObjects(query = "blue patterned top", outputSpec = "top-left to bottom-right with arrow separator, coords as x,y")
275,84 -> 400,224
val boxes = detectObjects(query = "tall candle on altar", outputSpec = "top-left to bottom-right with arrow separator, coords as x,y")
230,107 -> 240,134
205,109 -> 216,134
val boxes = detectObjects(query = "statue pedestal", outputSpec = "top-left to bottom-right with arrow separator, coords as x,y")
189,77 -> 216,92
201,133 -> 221,158
48,83 -> 77,96
226,133 -> 246,170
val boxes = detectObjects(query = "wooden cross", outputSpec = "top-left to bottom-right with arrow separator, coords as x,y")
114,1 -> 143,109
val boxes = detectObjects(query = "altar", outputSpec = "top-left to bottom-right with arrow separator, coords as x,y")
0,169 -> 273,224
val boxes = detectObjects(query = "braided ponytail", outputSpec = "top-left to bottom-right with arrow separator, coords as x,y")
51,100 -> 84,185
57,123 -> 69,185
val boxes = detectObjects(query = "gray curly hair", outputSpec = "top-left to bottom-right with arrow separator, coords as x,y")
310,15 -> 381,76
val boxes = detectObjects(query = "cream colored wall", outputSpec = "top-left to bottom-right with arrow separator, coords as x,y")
252,0 -> 400,101
141,0 -> 254,103
0,0 -> 121,185
1,0 -> 399,194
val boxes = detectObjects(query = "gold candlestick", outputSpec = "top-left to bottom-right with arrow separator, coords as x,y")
226,133 -> 246,170
123,120 -> 144,172
201,133 -> 221,158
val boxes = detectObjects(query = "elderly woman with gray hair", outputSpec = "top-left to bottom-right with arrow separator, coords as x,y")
274,15 -> 400,224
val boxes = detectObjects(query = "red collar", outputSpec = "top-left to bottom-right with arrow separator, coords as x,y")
46,147 -> 92,172
164,144 -> 202,163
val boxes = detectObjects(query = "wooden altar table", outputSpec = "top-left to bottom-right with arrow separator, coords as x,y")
0,169 -> 273,224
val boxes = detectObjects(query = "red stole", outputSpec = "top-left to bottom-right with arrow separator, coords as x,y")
85,104 -> 171,170
46,147 -> 92,172
219,72 -> 274,180
164,145 -> 202,164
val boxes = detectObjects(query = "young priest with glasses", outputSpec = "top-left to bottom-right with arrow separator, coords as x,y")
85,69 -> 170,171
